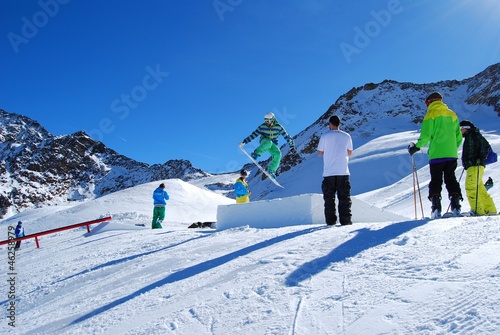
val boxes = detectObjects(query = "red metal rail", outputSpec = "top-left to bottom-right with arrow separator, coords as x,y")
0,216 -> 112,248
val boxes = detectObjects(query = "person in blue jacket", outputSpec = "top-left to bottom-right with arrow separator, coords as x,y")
15,221 -> 25,251
152,183 -> 170,229
234,170 -> 251,203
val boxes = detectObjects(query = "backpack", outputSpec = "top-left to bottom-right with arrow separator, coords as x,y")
485,144 -> 497,165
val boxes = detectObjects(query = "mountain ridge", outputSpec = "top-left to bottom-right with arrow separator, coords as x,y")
270,62 -> 500,183
0,110 -> 209,217
1,62 -> 499,218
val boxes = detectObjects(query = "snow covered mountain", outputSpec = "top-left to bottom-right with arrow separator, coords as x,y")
245,62 -> 500,199
1,62 -> 499,217
0,110 -> 210,217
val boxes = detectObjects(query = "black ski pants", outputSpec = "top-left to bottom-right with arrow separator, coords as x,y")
428,159 -> 462,199
322,175 -> 352,225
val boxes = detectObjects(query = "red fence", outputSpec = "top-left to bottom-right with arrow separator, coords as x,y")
0,216 -> 112,248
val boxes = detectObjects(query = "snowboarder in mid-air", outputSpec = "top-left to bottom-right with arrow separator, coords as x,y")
240,112 -> 295,179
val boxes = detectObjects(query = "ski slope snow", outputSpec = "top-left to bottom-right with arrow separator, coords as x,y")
1,131 -> 499,334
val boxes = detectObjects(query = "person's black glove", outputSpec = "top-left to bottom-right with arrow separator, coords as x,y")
408,142 -> 420,156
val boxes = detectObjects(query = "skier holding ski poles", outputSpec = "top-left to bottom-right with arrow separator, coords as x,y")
408,92 -> 463,218
459,120 -> 497,215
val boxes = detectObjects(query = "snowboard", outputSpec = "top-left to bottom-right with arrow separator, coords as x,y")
239,144 -> 284,188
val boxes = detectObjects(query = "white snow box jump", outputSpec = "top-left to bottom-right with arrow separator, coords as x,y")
216,193 -> 408,230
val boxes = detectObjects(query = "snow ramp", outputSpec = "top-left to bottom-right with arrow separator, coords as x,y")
216,193 -> 409,230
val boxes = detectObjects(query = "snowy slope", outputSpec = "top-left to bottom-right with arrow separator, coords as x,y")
243,64 -> 500,201
358,132 -> 500,217
1,131 -> 499,335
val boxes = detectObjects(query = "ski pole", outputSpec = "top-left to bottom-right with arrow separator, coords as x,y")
412,155 -> 425,219
475,164 -> 480,213
412,156 -> 417,219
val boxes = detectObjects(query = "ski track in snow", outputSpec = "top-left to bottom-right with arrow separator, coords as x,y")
1,214 -> 497,335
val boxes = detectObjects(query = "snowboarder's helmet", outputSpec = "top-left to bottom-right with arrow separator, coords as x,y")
264,112 -> 275,121
240,169 -> 248,176
424,92 -> 442,106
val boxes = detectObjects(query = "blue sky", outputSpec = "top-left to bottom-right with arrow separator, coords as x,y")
2,0 -> 500,173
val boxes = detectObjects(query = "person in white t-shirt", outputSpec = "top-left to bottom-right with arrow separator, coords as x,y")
317,115 -> 353,226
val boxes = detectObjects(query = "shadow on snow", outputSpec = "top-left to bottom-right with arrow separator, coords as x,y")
67,225 -> 326,328
64,218 -> 428,329
285,218 -> 430,286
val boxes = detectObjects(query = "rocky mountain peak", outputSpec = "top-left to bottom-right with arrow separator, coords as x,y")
273,63 -> 500,177
0,111 -> 209,217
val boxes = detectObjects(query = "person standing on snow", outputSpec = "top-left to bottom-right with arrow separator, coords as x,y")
234,169 -> 251,203
152,183 -> 169,229
485,177 -> 493,191
15,221 -> 25,251
318,115 -> 353,226
240,112 -> 296,179
408,92 -> 463,218
459,120 -> 497,215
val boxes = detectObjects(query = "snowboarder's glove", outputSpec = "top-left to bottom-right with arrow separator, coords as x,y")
408,142 -> 419,156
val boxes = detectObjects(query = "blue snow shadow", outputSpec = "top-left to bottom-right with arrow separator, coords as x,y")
285,218 -> 430,286
56,235 -> 209,284
68,225 -> 325,327
6,235 -> 211,307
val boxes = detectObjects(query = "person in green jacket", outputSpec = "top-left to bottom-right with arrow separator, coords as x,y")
459,120 -> 497,215
408,92 -> 463,218
240,112 -> 296,179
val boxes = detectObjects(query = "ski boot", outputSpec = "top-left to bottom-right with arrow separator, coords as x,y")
449,193 -> 462,217
429,195 -> 441,219
267,170 -> 277,179
469,210 -> 479,217
152,220 -> 163,229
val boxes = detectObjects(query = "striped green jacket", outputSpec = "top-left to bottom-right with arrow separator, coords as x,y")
243,121 -> 295,148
